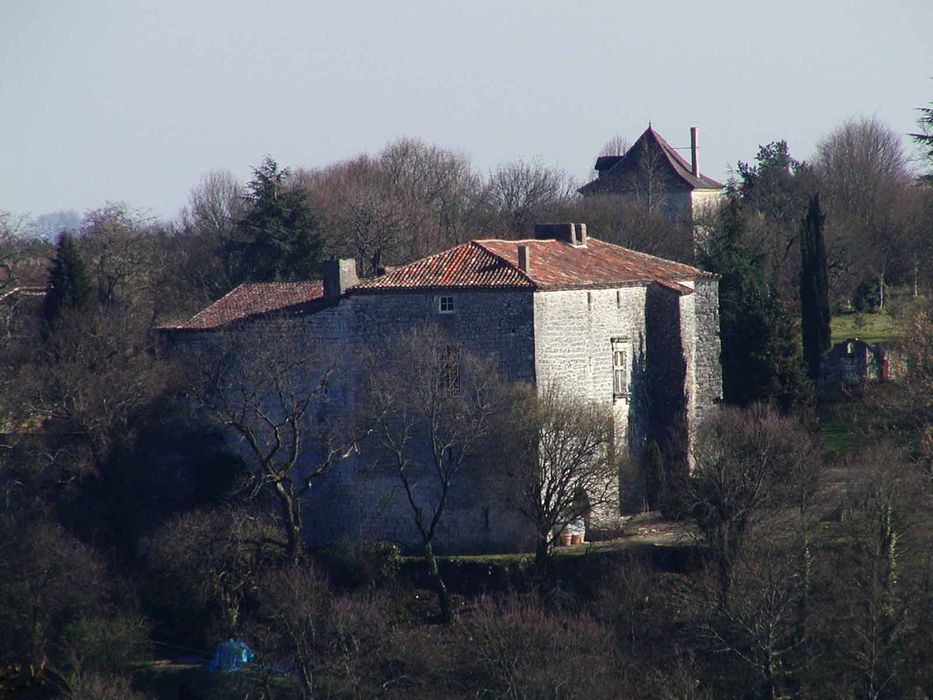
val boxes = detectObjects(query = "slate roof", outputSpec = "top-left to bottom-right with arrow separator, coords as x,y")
579,126 -> 723,196
353,238 -> 713,293
174,281 -> 324,330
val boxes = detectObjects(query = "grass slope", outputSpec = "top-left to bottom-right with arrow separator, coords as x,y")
831,311 -> 901,345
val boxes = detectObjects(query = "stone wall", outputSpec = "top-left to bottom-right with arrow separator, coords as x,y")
690,279 -> 723,432
179,274 -> 721,552
533,286 -> 650,516
300,289 -> 538,553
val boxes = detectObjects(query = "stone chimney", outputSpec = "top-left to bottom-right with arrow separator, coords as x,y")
690,127 -> 699,178
517,244 -> 530,273
534,223 -> 588,247
322,258 -> 359,299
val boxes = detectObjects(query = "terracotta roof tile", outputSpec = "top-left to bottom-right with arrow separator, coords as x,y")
353,242 -> 534,291
354,237 -> 712,293
477,238 -> 712,289
175,281 -> 324,330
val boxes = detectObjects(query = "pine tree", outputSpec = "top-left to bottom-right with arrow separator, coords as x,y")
42,231 -> 92,327
911,100 -> 933,167
227,157 -> 323,284
799,194 -> 831,380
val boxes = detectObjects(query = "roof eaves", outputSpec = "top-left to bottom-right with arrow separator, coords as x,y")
178,283 -> 248,330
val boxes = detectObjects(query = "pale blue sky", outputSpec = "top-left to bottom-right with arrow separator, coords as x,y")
2,0 -> 931,221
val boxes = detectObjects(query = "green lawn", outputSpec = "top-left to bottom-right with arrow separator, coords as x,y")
831,312 -> 901,345
819,414 -> 863,457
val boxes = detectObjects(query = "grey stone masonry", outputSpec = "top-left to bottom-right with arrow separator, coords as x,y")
171,240 -> 722,553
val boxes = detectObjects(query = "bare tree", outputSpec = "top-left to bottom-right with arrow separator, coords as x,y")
488,159 -> 577,237
76,204 -> 157,309
599,133 -> 630,157
466,595 -> 620,699
0,517 -> 108,694
702,537 -> 814,699
304,155 -> 413,276
249,563 -> 390,698
684,405 -> 820,608
172,170 -> 245,304
814,117 -> 916,308
564,194 -> 694,261
0,211 -> 28,293
184,322 -> 358,565
147,505 -> 282,638
19,307 -> 173,478
832,446 -> 926,700
379,137 -> 487,256
303,138 -> 488,274
492,383 -> 618,569
358,325 -> 502,621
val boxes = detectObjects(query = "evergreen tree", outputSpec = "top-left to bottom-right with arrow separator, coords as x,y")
42,231 -> 92,327
227,157 -> 323,284
699,198 -> 811,412
799,194 -> 831,380
911,99 -> 933,168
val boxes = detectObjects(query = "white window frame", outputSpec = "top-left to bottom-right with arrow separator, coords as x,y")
612,338 -> 630,399
438,295 -> 455,314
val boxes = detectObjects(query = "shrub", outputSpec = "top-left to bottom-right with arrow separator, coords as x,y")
315,540 -> 401,589
60,614 -> 150,676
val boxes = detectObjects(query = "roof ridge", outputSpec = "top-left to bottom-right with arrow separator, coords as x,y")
472,240 -> 538,287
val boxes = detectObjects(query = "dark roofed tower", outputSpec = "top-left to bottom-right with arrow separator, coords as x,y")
580,126 -> 724,253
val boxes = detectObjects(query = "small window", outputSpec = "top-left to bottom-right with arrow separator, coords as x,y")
612,338 -> 630,398
438,295 -> 455,314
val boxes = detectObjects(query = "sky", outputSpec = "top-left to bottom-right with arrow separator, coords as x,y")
2,0 -> 931,222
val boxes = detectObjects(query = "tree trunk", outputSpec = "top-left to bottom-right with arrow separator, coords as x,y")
716,554 -> 732,610
297,661 -> 314,699
274,481 -> 303,566
534,534 -> 551,573
423,542 -> 451,622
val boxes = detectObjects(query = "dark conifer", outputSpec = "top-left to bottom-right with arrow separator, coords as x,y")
42,230 -> 92,328
699,197 -> 811,412
227,157 -> 323,284
799,194 -> 831,380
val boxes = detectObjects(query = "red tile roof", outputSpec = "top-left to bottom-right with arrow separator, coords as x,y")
354,238 -> 713,293
354,242 -> 534,291
175,281 -> 324,330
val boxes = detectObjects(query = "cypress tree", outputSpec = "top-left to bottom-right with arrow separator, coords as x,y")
799,194 -> 831,380
42,231 -> 92,327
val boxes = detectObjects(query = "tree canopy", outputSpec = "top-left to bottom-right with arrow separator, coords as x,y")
227,157 -> 324,284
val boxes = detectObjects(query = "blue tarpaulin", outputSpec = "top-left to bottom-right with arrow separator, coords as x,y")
207,640 -> 255,672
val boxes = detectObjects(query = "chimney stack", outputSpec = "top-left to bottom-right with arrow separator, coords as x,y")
533,223 -> 588,247
690,127 -> 699,178
518,244 -> 530,273
323,258 -> 359,299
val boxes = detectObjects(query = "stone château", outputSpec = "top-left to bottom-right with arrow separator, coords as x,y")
170,223 -> 722,552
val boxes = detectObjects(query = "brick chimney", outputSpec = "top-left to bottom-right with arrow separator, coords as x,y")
517,244 -> 530,273
323,258 -> 359,299
690,127 -> 699,178
534,223 -> 587,247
